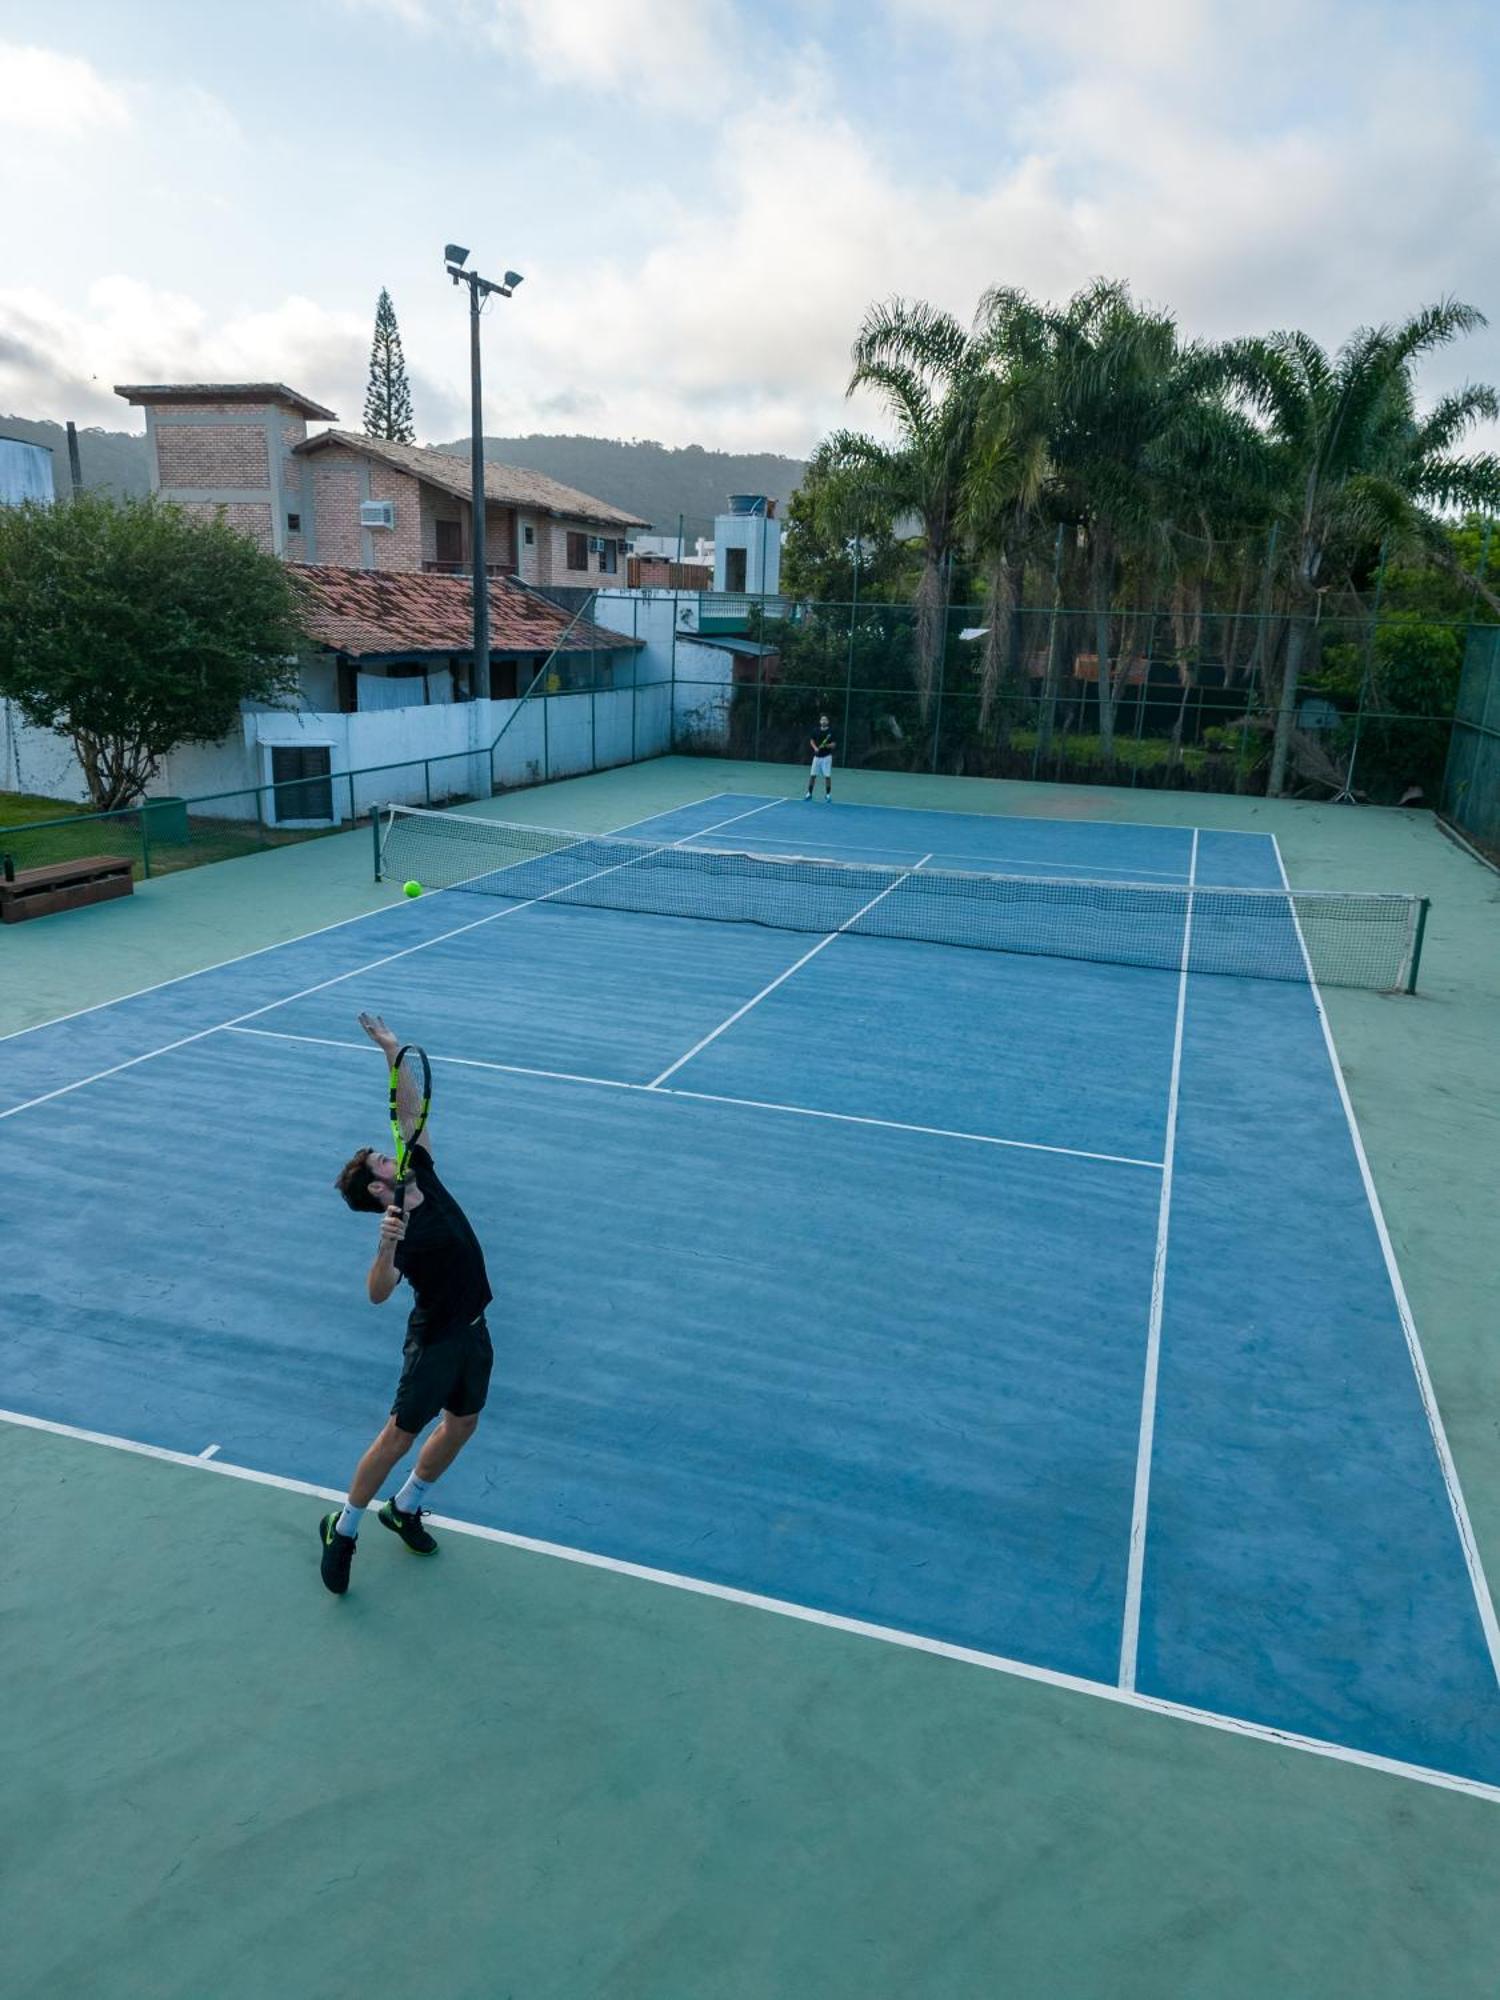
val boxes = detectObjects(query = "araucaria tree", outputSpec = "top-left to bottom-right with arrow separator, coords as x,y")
363,287 -> 417,443
0,495 -> 305,809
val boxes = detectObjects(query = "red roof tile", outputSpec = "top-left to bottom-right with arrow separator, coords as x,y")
289,564 -> 642,660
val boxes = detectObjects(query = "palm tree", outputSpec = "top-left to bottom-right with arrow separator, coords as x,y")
1044,280 -> 1254,761
835,298 -> 997,716
1221,301 -> 1500,794
958,289 -> 1057,730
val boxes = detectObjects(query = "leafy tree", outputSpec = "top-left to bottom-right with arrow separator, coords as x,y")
780,440 -> 912,601
363,287 -> 416,443
1221,301 -> 1500,793
0,495 -> 304,809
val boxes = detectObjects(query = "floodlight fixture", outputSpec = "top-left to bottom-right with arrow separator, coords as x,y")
444,244 -> 470,267
503,271 -> 524,291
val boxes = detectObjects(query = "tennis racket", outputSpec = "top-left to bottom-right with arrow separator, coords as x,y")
389,1043 -> 433,1216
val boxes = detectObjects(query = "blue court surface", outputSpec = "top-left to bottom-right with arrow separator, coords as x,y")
6,790 -> 1500,1790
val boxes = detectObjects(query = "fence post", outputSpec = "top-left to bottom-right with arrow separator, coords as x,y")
929,559 -> 953,773
1407,897 -> 1431,994
542,682 -> 550,782
139,806 -> 152,880
372,809 -> 383,881
424,760 -> 432,806
842,557 -> 858,765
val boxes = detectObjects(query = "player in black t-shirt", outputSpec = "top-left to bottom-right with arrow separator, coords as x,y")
321,1013 -> 495,1594
806,714 -> 836,800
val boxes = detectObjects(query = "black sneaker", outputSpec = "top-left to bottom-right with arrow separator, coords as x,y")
378,1498 -> 438,1555
319,1511 -> 356,1594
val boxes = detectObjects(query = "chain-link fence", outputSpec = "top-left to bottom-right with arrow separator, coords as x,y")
672,595 -> 1495,821
1442,624 -> 1500,857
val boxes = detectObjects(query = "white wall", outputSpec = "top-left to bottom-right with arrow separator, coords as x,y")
713,509 -> 781,595
1,703 -> 89,800
2,646 -> 675,825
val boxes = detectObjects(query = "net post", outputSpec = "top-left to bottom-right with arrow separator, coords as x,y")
1406,897 -> 1430,994
372,806 -> 384,882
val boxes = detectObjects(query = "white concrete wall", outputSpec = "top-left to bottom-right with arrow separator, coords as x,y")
713,510 -> 781,595
2,648 -> 674,827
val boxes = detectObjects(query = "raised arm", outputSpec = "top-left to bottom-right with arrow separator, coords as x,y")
358,1011 -> 431,1151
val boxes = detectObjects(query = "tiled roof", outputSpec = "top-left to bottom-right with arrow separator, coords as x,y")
289,564 -> 643,660
115,383 -> 338,419
293,429 -> 649,529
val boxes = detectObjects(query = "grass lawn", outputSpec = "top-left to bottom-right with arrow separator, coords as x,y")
0,790 -> 342,880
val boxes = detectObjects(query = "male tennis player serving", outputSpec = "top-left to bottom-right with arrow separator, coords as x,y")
806,714 -> 836,801
320,1011 -> 494,1595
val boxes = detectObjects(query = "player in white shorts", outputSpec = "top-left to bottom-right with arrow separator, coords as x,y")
806,715 -> 835,801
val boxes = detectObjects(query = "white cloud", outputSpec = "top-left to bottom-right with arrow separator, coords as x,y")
2,5 -> 1497,461
0,42 -> 132,136
0,280 -> 368,428
342,0 -> 732,107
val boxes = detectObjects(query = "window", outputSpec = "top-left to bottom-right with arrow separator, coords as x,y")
725,546 -> 748,591
523,523 -> 535,546
597,539 -> 618,574
566,531 -> 588,570
434,520 -> 463,567
286,512 -> 301,533
270,744 -> 333,823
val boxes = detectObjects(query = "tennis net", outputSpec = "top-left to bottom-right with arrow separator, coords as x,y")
377,805 -> 1429,992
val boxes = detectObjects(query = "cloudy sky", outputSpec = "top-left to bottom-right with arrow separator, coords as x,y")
2,0 -> 1497,455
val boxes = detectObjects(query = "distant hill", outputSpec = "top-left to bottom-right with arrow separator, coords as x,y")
432,434 -> 806,540
0,417 -> 150,498
0,417 -> 807,531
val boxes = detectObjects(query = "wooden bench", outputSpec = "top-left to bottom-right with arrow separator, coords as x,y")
0,853 -> 135,924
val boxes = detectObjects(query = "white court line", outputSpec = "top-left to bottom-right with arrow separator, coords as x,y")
0,790 -> 754,1051
1118,827 -> 1197,1692
0,797 -> 784,1125
198,1443 -> 221,1460
662,1087 -> 1163,1171
677,829 -> 1190,882
645,854 -> 935,1089
5,1401 -> 1498,1806
225,1024 -> 1163,1170
774,791 -> 1215,840
1270,835 -> 1500,1692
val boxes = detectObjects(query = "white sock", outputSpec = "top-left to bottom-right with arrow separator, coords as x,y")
394,1473 -> 430,1515
336,1501 -> 363,1539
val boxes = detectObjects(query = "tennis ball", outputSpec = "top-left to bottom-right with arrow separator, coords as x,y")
403,880 -> 423,898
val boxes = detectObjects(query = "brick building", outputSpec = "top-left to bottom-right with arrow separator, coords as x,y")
114,383 -> 649,587
113,381 -> 650,714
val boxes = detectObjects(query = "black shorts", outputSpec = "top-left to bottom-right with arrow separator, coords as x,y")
391,1316 -> 493,1434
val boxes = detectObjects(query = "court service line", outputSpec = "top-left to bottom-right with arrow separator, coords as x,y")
0,801 -> 778,1125
4,1402 -> 1498,1806
1271,836 -> 1500,1689
224,1024 -> 1165,1171
644,853 -> 935,1089
680,829 -> 1191,882
0,791 -> 753,1052
1118,825 -> 1198,1691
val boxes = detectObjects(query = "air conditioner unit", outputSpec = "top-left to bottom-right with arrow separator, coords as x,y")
360,500 -> 395,529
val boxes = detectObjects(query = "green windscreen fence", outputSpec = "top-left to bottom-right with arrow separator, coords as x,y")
1443,625 -> 1500,852
378,805 -> 1430,992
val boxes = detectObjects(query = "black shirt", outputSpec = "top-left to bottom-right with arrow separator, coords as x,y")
392,1146 -> 493,1343
811,732 -> 835,756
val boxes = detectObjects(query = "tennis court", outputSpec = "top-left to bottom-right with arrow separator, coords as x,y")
6,784 -> 1498,1797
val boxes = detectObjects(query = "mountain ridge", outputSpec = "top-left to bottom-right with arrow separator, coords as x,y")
1,417 -> 806,533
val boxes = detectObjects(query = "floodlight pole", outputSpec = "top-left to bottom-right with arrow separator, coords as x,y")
445,249 -> 523,702
467,280 -> 489,699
